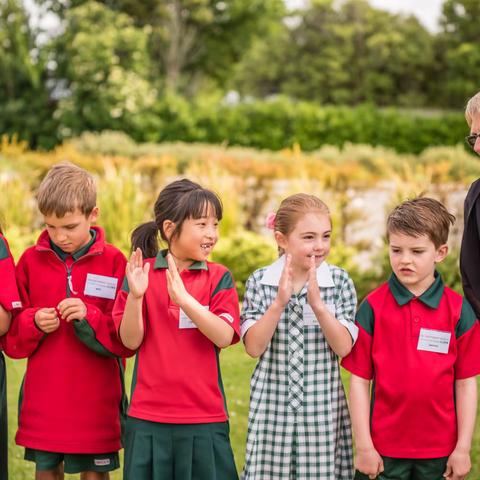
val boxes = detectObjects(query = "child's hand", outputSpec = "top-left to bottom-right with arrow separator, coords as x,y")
444,448 -> 471,480
34,308 -> 60,333
276,254 -> 293,307
57,298 -> 87,322
126,248 -> 150,299
166,253 -> 190,306
307,255 -> 325,311
0,305 -> 11,336
355,446 -> 384,479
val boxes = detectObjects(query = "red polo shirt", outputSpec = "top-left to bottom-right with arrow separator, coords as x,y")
113,250 -> 240,424
342,273 -> 480,459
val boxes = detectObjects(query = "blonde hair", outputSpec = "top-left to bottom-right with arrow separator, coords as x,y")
37,162 -> 96,217
387,197 -> 455,248
273,193 -> 330,255
465,91 -> 480,126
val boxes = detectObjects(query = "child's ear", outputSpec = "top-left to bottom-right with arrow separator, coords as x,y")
274,231 -> 287,250
88,206 -> 99,223
435,243 -> 448,263
163,220 -> 175,241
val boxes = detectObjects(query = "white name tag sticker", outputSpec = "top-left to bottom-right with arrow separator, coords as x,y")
303,303 -> 336,326
417,328 -> 451,354
84,273 -> 118,300
179,305 -> 209,329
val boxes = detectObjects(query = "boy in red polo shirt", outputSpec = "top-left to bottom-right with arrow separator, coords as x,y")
4,162 -> 131,480
342,197 -> 480,480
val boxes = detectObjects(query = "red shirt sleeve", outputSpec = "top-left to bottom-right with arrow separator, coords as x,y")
341,299 -> 375,379
209,269 -> 240,345
455,321 -> 480,379
0,235 -> 21,312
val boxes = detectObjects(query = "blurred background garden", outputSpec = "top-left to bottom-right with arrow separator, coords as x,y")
2,0 -> 480,477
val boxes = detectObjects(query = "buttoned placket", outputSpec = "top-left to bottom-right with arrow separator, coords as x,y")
288,294 -> 304,413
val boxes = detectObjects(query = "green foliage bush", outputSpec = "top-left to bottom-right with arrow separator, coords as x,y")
130,97 -> 468,155
211,230 -> 277,299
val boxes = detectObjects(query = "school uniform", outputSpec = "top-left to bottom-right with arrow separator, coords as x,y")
3,227 -> 131,473
241,255 -> 358,480
113,249 -> 241,480
341,273 -> 480,480
0,234 -> 22,480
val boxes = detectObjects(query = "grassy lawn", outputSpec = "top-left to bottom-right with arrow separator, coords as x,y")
6,344 -> 480,478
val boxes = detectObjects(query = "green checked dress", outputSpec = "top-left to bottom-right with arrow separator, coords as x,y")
241,256 -> 357,479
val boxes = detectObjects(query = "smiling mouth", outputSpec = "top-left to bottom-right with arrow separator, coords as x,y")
201,243 -> 213,251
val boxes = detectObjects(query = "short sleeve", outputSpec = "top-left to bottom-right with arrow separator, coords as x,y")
209,269 -> 240,345
341,299 -> 375,379
240,271 -> 267,339
333,269 -> 358,343
455,298 -> 480,379
0,236 -> 22,312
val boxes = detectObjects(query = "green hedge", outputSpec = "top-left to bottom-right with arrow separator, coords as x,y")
137,96 -> 468,155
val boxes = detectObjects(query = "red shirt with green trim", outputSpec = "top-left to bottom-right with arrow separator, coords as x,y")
0,234 -> 21,312
341,273 -> 480,459
0,234 -> 22,349
4,227 -> 131,453
113,250 -> 240,424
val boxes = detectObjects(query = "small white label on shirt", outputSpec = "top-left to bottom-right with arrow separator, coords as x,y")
219,313 -> 234,323
84,273 -> 118,300
179,305 -> 209,329
417,328 -> 451,354
303,303 -> 336,326
12,301 -> 22,309
94,458 -> 111,466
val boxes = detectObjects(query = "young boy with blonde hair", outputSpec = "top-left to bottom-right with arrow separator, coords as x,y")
342,197 -> 480,480
4,162 -> 132,480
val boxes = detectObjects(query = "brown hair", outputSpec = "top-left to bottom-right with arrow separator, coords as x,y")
273,193 -> 330,255
37,162 -> 96,217
387,197 -> 455,248
465,91 -> 480,127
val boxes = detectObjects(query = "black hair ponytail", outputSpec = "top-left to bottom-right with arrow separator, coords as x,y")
131,221 -> 159,258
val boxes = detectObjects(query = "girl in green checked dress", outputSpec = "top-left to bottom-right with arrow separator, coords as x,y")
241,193 -> 357,479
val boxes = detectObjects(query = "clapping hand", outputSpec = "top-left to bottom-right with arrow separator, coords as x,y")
166,253 -> 190,307
276,254 -> 293,307
126,248 -> 150,299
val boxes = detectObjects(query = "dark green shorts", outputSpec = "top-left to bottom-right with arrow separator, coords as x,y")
0,353 -> 8,480
124,416 -> 239,480
24,448 -> 119,474
354,456 -> 448,480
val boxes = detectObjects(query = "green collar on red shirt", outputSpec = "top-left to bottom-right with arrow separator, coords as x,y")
50,229 -> 96,261
388,271 -> 444,309
153,249 -> 208,271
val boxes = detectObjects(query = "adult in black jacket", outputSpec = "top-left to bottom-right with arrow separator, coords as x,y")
460,91 -> 480,318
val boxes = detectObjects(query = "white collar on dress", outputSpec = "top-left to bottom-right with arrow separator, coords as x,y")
260,254 -> 335,287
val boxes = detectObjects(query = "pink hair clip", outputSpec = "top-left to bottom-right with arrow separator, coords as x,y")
265,212 -> 276,230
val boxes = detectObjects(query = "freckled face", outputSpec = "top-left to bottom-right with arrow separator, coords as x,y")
276,212 -> 331,273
